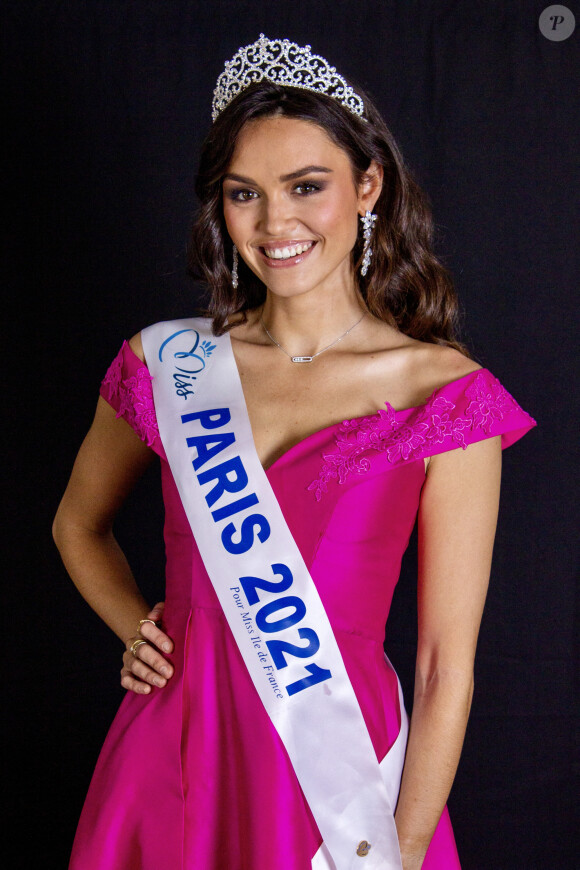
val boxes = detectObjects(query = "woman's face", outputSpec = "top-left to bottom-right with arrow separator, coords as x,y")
222,116 -> 380,301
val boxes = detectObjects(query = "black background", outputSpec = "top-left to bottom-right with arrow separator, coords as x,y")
3,2 -> 577,868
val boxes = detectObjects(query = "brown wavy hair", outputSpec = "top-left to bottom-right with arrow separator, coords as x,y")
189,80 -> 467,353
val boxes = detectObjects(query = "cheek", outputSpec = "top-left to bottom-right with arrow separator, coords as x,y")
222,197 -> 255,242
315,192 -> 359,242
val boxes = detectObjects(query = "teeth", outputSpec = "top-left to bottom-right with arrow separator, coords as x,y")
264,242 -> 313,260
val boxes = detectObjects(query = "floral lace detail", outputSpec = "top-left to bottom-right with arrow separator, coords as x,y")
307,372 -> 517,501
101,351 -> 123,395
101,349 -> 159,447
464,374 -> 515,432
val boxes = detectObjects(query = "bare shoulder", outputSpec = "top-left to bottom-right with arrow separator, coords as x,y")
364,322 -> 481,409
412,342 -> 481,393
128,332 -> 145,362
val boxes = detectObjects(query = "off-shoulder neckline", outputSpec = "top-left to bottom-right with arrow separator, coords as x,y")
122,341 -> 489,472
262,368 -> 489,473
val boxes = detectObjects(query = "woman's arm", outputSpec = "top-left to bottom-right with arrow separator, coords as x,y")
53,395 -> 174,692
395,435 -> 502,869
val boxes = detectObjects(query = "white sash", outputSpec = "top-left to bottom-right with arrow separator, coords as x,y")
142,318 -> 407,870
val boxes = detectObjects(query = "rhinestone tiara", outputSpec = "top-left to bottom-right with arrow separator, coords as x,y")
211,34 -> 365,121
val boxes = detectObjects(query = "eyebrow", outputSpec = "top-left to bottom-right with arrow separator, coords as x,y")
223,165 -> 333,185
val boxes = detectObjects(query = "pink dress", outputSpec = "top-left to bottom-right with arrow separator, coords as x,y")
70,340 -> 535,870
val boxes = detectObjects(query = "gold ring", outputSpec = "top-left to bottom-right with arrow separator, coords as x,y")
130,638 -> 148,658
138,618 -> 159,629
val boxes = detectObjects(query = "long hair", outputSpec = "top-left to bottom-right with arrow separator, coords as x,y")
190,80 -> 467,353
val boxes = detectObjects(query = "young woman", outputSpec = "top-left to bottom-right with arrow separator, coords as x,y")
53,35 -> 535,870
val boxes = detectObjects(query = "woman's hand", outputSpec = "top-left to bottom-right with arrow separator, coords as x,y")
121,602 -> 174,694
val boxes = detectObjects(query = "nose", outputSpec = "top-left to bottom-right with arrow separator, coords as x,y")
258,193 -> 296,236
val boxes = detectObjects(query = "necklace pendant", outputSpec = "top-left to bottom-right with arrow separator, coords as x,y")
291,355 -> 314,363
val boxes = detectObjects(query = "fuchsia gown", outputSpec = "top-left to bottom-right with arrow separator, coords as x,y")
69,339 -> 535,870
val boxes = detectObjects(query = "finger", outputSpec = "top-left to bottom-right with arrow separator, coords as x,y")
129,657 -> 168,687
124,642 -> 173,681
134,604 -> 165,638
122,650 -> 169,687
144,602 -> 165,624
120,666 -> 152,695
139,618 -> 174,655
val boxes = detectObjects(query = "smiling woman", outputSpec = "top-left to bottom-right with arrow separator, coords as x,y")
191,75 -> 464,353
53,34 -> 536,870
222,119 -> 378,292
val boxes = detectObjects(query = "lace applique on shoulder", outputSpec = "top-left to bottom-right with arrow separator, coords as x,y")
307,372 -> 518,501
464,372 -> 516,432
101,350 -> 124,397
101,348 -> 159,448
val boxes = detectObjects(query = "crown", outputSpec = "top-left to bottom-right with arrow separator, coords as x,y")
211,34 -> 365,121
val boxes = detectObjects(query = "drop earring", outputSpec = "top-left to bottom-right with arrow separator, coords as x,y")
231,244 -> 239,289
359,210 -> 377,277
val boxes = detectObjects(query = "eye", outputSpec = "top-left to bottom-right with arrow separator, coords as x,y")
294,181 -> 322,196
227,188 -> 258,202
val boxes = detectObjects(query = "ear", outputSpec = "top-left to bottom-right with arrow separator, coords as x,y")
357,161 -> 383,215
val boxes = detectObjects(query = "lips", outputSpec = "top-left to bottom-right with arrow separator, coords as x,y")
258,240 -> 316,268
263,241 -> 314,260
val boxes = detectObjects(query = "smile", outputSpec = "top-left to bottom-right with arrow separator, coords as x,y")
258,241 -> 316,268
263,241 -> 314,260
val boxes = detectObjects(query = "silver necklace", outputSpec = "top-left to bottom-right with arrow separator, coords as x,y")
260,312 -> 366,363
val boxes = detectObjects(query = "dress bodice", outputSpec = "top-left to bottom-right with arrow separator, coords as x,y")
101,340 -> 536,644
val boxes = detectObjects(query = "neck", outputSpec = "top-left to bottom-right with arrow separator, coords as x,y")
260,283 -> 366,358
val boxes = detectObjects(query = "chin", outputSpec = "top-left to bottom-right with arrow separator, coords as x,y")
265,267 -> 349,299
265,285 -> 316,301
